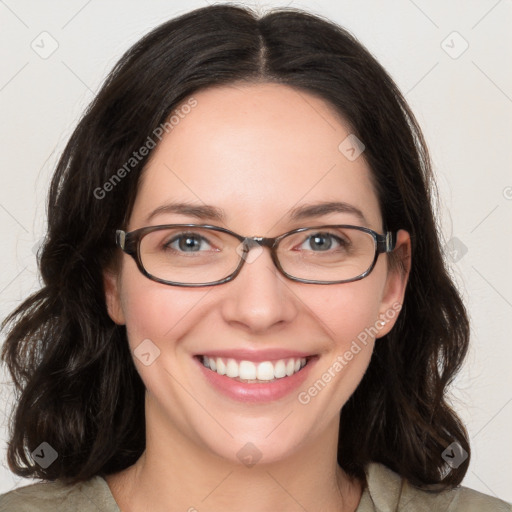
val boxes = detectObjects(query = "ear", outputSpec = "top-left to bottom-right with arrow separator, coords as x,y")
375,229 -> 411,338
103,268 -> 126,325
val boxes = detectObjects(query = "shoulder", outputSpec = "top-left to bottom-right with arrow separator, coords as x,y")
361,462 -> 512,511
0,475 -> 120,512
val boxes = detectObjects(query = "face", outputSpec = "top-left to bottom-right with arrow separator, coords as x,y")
104,82 -> 410,466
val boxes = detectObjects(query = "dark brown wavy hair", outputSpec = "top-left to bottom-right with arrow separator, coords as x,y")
1,3 -> 470,488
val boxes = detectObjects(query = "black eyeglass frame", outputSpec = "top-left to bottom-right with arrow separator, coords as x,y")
115,224 -> 397,287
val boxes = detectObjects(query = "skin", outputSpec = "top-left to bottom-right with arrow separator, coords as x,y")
103,82 -> 411,512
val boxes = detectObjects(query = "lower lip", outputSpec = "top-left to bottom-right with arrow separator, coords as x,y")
195,356 -> 317,403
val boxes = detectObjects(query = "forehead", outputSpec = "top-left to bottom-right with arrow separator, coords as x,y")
131,83 -> 382,233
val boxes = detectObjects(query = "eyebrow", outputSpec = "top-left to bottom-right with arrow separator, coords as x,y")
146,202 -> 225,223
288,201 -> 367,224
145,200 -> 367,225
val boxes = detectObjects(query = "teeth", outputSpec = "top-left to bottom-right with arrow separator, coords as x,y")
216,358 -> 226,375
274,360 -> 286,378
201,356 -> 307,382
226,359 -> 239,378
257,361 -> 274,381
239,360 -> 256,380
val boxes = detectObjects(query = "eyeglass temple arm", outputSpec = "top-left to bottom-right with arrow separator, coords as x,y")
377,231 -> 397,253
116,230 -> 126,250
116,230 -> 137,255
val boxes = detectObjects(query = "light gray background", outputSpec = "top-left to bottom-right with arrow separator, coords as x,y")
1,0 -> 511,502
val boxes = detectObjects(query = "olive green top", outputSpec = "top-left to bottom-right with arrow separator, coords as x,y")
0,462 -> 510,511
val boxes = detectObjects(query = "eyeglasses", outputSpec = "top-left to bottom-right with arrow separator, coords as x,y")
115,224 -> 397,287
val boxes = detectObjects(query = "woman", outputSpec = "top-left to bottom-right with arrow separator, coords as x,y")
0,4 -> 510,511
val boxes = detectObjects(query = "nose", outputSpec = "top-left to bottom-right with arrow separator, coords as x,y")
220,244 -> 298,333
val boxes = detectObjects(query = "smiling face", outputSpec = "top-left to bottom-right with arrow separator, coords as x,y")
104,82 -> 410,466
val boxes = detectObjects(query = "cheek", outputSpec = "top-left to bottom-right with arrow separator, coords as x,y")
119,274 -> 210,412
296,276 -> 385,410
306,277 -> 384,344
119,270 -> 203,352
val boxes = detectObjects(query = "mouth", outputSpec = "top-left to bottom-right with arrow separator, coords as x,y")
193,348 -> 318,402
197,355 -> 312,384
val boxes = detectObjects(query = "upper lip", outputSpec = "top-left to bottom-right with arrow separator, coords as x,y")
196,348 -> 314,362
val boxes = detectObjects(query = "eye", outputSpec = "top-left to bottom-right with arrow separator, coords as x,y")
299,231 -> 347,252
164,232 -> 214,253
